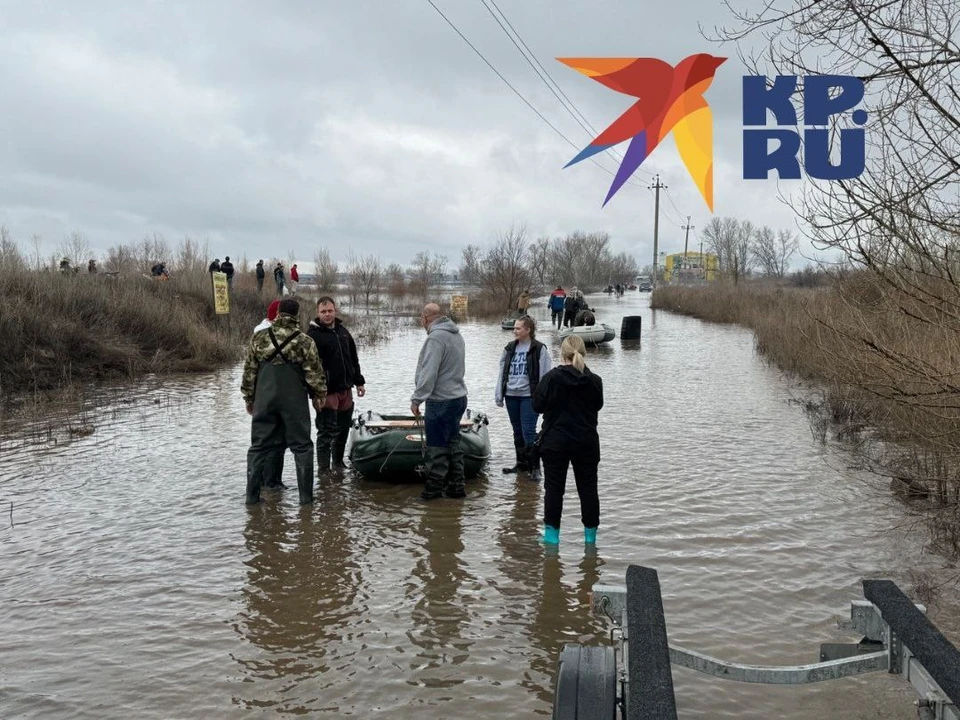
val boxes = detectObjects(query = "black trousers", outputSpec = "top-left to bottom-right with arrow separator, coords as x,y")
562,310 -> 576,328
541,442 -> 599,529
551,309 -> 563,329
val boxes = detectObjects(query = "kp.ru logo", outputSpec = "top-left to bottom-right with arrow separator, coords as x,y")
558,55 -> 867,210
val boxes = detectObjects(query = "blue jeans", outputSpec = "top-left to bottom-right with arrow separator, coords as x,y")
424,396 -> 468,447
505,395 -> 538,445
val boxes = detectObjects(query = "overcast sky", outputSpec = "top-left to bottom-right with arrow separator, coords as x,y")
0,1 -> 814,271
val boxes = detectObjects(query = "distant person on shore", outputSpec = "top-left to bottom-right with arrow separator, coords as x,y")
241,297 -> 326,506
517,289 -> 531,314
151,262 -> 169,280
548,286 -> 566,329
209,258 -> 221,274
411,303 -> 468,500
532,335 -> 603,546
255,260 -> 265,294
289,264 -> 300,294
307,296 -> 366,473
495,315 -> 551,481
87,259 -> 97,274
220,256 -> 235,288
274,263 -> 285,297
59,257 -> 71,274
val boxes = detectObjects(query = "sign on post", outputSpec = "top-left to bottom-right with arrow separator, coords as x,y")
450,294 -> 468,319
212,271 -> 230,315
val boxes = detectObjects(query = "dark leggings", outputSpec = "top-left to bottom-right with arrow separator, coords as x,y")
541,443 -> 599,529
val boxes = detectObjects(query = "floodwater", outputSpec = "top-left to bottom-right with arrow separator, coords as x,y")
2,291 -> 958,719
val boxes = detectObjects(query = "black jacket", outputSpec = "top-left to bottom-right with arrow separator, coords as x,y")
220,260 -> 234,278
306,318 -> 366,393
532,365 -> 603,451
209,260 -> 220,273
498,339 -> 546,400
255,263 -> 265,279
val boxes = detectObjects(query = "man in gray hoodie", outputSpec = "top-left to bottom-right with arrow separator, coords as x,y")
410,303 -> 469,500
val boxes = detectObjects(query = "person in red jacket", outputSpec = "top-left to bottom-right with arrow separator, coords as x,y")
289,264 -> 300,295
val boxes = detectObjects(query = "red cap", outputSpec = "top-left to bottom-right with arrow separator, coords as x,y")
266,300 -> 281,321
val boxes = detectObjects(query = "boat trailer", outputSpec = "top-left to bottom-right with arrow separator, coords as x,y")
553,565 -> 960,719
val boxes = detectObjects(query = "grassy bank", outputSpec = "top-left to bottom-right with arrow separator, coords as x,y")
653,277 -> 960,558
0,267 -> 268,406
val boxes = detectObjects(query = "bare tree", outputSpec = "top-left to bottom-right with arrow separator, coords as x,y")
460,244 -> 480,286
105,244 -> 135,274
174,235 -> 209,275
0,226 -> 24,272
57,231 -> 92,269
134,232 -> 170,274
409,250 -> 447,303
528,236 -> 551,288
347,251 -> 383,310
472,225 -> 532,311
313,247 -> 338,292
385,262 -> 406,297
753,226 -> 799,277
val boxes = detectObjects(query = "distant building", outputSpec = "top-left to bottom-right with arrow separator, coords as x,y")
663,252 -> 718,283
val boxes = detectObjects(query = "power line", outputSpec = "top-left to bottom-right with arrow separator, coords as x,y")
478,0 -> 651,182
424,0 -> 636,185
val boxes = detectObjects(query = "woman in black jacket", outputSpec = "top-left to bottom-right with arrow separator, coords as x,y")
531,335 -> 604,545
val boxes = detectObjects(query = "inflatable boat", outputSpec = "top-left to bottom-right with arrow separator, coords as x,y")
558,323 -> 616,345
348,410 -> 490,481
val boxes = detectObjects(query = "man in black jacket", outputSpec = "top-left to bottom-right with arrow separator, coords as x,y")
220,256 -> 235,288
255,260 -> 265,293
307,296 -> 367,473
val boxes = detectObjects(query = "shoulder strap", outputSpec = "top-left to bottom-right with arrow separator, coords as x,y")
265,328 -> 301,363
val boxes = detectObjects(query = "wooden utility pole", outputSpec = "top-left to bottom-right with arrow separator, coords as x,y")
682,216 -> 694,257
650,174 -> 666,287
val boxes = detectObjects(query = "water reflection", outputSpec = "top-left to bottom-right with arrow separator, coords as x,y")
237,486 -> 361,711
406,498 -> 472,689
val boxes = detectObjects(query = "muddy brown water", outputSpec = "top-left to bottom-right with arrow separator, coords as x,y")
2,292 -> 958,718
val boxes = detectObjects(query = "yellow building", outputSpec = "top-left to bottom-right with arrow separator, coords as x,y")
663,252 -> 718,282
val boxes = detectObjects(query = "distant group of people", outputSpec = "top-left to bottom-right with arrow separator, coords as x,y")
206,257 -> 300,298
241,286 -> 605,546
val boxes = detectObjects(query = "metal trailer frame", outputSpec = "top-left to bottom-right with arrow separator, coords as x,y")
569,564 -> 960,720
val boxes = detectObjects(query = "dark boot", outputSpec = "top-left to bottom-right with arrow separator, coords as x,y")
294,450 -> 314,505
263,448 -> 286,489
332,410 -> 353,469
315,408 -> 336,475
502,437 -> 529,474
444,435 -> 466,499
421,447 -> 449,500
527,444 -> 542,482
245,450 -> 262,505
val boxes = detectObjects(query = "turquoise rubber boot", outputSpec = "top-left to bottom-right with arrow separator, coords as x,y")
584,527 -> 597,544
543,524 -> 560,545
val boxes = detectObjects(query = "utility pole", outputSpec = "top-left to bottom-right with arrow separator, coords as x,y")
650,174 -> 666,287
682,216 -> 694,257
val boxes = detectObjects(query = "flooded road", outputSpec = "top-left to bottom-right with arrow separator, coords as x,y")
2,291 -> 958,718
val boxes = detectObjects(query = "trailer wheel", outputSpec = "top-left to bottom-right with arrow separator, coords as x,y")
553,644 -> 618,719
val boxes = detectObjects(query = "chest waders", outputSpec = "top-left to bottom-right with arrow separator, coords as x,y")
245,330 -> 316,505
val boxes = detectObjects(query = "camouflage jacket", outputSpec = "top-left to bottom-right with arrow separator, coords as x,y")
240,314 -> 327,404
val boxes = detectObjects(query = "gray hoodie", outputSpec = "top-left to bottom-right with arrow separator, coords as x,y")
411,316 -> 468,403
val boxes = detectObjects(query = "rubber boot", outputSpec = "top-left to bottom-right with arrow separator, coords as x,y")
263,448 -> 286,489
527,444 -> 542,482
502,438 -> 528,474
294,450 -> 314,505
543,524 -> 560,545
421,447 -> 449,500
245,450 -> 262,505
331,410 -> 352,470
584,527 -> 597,544
443,435 -> 466,499
315,408 -> 336,475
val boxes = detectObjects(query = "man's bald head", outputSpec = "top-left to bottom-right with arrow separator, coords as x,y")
420,303 -> 442,329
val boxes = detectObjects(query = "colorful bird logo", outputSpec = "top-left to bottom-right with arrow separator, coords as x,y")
557,54 -> 726,210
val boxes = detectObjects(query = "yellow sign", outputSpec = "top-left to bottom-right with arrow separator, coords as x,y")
212,271 -> 230,315
450,294 -> 468,318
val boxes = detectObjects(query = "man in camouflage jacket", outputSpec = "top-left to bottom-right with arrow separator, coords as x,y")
241,298 -> 326,505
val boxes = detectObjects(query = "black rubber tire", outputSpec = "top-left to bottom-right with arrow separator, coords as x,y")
553,644 -> 618,719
